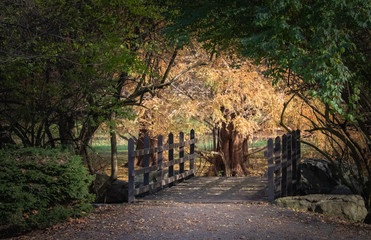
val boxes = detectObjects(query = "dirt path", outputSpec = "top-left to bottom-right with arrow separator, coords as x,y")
7,177 -> 371,240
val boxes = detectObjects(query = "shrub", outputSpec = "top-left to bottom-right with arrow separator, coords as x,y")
0,147 -> 94,233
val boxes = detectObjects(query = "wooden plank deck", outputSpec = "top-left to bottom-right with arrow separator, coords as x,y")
140,176 -> 268,203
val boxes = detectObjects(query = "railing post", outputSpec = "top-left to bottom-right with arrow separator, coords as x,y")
157,135 -> 163,189
287,134 -> 293,196
281,134 -> 288,197
179,132 -> 184,177
190,129 -> 195,175
267,138 -> 274,202
143,135 -> 150,187
168,132 -> 174,187
128,138 -> 135,203
296,129 -> 301,192
291,131 -> 297,195
274,136 -> 281,199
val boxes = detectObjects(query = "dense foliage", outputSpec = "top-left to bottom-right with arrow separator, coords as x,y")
0,0 -> 178,174
1,0 -> 135,145
0,147 -> 93,232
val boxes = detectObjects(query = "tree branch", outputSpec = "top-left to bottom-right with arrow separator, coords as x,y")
161,49 -> 178,84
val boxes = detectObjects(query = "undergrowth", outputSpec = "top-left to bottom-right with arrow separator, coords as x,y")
0,147 -> 94,236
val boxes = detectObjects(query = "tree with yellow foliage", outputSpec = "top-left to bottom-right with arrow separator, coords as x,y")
121,47 -> 295,176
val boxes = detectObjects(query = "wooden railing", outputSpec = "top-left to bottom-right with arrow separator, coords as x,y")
128,130 -> 197,203
265,130 -> 301,202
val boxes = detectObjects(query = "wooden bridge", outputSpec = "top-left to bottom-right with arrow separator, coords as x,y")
128,130 -> 301,204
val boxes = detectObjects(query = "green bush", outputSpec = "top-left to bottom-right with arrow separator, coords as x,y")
0,147 -> 94,232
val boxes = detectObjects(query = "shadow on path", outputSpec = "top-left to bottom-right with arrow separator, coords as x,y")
141,176 -> 267,203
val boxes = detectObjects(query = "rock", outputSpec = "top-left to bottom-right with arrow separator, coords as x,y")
298,158 -> 340,195
90,174 -> 110,199
91,174 -> 128,203
274,194 -> 368,222
105,179 -> 128,203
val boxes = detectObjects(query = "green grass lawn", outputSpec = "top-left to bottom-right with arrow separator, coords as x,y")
92,144 -> 128,153
90,143 -> 129,180
250,140 -> 267,148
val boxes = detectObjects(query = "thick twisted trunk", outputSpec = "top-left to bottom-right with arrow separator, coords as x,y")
214,121 -> 249,176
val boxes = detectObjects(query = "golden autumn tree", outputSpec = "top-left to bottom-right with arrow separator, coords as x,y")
115,44 -> 321,176
118,46 -> 284,175
187,57 -> 285,176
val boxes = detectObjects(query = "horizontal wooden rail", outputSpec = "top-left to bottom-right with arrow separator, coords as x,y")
133,138 -> 198,157
132,153 -> 198,176
128,130 -> 197,203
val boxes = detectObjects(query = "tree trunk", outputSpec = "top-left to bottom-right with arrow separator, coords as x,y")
135,128 -> 157,166
78,116 -> 100,174
135,128 -> 146,166
79,145 -> 94,174
243,137 -> 250,168
213,121 -> 249,176
110,111 -> 118,179
58,113 -> 75,148
45,123 -> 56,148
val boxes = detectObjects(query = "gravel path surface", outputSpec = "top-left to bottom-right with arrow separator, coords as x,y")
10,202 -> 371,240
7,177 -> 371,240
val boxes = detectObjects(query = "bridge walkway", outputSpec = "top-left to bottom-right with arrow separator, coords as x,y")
141,176 -> 268,203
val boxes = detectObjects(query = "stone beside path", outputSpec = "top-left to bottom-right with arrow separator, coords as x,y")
274,194 -> 368,223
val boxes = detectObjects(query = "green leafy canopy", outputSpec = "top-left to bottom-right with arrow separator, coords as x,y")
168,0 -> 370,120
